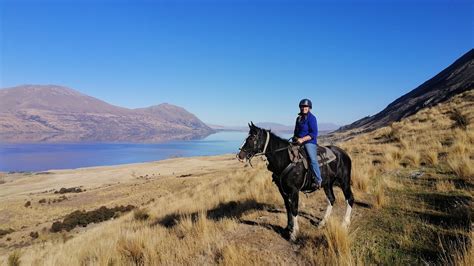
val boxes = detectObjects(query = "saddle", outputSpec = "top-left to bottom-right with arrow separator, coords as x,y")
287,144 -> 337,193
287,144 -> 337,169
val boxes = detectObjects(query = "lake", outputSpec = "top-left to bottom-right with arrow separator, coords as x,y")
0,131 -> 292,172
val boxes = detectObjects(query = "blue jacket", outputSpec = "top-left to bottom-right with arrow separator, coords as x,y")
294,111 -> 318,144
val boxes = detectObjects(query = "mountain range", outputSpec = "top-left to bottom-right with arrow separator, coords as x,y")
0,85 -> 215,143
208,122 -> 340,134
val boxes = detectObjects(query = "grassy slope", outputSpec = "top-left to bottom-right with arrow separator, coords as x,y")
335,89 -> 473,264
1,90 -> 472,265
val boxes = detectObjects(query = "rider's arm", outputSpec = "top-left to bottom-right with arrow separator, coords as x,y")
307,114 -> 318,140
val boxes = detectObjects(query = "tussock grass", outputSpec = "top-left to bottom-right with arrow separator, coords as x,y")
449,108 -> 469,129
7,250 -> 21,266
435,180 -> 456,192
447,156 -> 473,180
419,150 -> 438,166
323,218 -> 353,265
373,180 -> 386,209
440,233 -> 473,266
400,149 -> 420,168
10,161 -> 285,265
332,90 -> 473,263
350,157 -> 373,192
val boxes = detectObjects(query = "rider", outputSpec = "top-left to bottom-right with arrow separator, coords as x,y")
293,98 -> 322,190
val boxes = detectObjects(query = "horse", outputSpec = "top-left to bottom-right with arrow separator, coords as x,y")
237,122 -> 354,241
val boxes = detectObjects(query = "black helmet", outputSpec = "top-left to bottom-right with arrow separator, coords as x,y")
299,98 -> 312,109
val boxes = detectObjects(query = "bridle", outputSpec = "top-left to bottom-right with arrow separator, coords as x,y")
238,129 -> 305,195
238,129 -> 291,167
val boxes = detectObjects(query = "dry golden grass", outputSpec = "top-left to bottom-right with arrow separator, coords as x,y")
323,218 -> 353,265
435,180 -> 456,192
454,239 -> 474,266
7,250 -> 21,266
400,148 -> 420,168
2,161 -> 292,265
217,244 -> 267,265
349,157 -> 373,192
373,180 -> 386,209
419,150 -> 439,166
440,233 -> 474,266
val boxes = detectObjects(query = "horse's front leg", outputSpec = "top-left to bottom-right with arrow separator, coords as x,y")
276,178 -> 299,241
288,188 -> 299,241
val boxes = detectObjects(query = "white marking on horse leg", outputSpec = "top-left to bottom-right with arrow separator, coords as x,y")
342,200 -> 352,229
290,215 -> 299,241
319,199 -> 333,229
294,216 -> 299,233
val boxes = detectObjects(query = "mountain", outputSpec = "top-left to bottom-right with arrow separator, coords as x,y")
337,49 -> 474,133
207,121 -> 340,133
0,85 -> 215,143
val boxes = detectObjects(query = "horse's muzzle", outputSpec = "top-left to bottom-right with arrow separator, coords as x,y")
237,151 -> 247,162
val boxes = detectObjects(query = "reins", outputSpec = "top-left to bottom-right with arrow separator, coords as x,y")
243,129 -> 309,196
245,130 -> 292,167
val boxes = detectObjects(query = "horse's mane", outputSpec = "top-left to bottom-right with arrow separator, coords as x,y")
255,126 -> 289,145
269,131 -> 290,144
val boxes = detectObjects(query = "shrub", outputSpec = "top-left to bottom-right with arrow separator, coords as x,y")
133,208 -> 150,221
51,205 -> 135,232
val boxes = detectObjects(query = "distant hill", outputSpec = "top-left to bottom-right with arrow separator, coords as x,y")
208,121 -> 340,134
336,49 -> 474,134
0,85 -> 215,143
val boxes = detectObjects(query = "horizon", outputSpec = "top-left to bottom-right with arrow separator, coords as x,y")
1,0 -> 472,126
0,83 -> 343,127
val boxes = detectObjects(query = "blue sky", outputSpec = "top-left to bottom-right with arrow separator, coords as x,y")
1,0 -> 472,126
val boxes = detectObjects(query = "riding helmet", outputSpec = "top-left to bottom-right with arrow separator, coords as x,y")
299,98 -> 312,109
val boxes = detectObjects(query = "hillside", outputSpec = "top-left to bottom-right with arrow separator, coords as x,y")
336,49 -> 474,134
0,85 -> 214,143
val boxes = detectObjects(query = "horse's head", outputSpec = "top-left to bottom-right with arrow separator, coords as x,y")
237,121 -> 268,162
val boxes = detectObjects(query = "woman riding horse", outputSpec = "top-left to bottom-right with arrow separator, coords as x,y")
237,120 -> 354,241
293,98 -> 322,191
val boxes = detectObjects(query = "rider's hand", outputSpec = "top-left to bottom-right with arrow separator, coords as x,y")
296,138 -> 305,144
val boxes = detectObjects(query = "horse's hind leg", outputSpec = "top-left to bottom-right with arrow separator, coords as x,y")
341,169 -> 354,228
288,188 -> 300,241
319,183 -> 335,229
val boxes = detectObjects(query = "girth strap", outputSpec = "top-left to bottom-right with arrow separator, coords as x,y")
279,162 -> 295,179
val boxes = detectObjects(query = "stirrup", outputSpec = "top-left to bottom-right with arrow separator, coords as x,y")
302,181 -> 320,194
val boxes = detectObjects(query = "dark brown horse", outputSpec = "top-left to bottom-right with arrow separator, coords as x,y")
237,122 -> 354,241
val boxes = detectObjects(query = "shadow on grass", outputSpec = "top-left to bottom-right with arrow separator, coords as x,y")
239,219 -> 288,239
153,199 -> 274,228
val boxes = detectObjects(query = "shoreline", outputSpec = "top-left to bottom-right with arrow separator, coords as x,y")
0,153 -> 239,199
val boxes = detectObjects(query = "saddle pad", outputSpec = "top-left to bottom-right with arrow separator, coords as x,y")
317,146 -> 337,166
288,145 -> 337,168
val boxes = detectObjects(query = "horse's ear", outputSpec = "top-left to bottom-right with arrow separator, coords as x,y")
248,122 -> 251,128
250,121 -> 255,127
